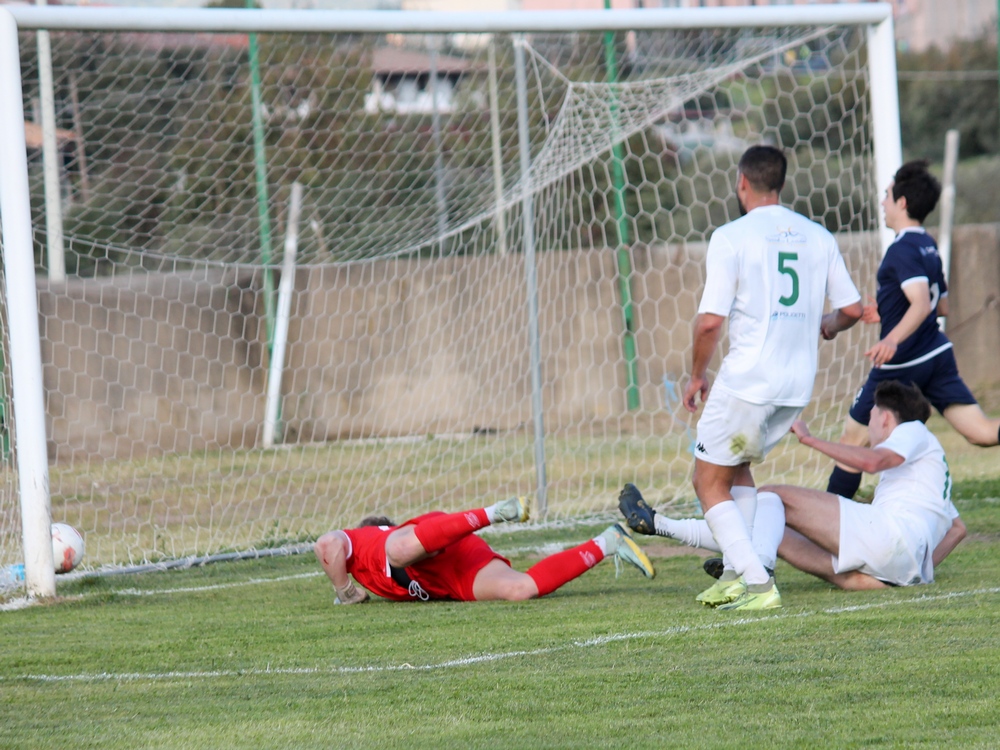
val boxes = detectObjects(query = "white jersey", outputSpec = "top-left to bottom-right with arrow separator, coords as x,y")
872,420 -> 956,583
698,205 -> 860,406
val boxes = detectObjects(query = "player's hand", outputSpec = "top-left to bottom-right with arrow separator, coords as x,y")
683,376 -> 708,413
861,296 -> 880,324
865,338 -> 897,368
820,314 -> 837,340
790,419 -> 811,441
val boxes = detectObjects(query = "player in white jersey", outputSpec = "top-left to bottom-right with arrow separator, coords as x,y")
683,145 -> 863,610
619,382 -> 966,589
773,380 -> 963,587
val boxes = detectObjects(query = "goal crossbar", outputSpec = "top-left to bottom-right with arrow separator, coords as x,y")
7,5 -> 893,34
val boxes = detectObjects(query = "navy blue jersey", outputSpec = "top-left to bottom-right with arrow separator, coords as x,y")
876,228 -> 949,366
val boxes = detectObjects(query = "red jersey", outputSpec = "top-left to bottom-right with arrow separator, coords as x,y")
342,512 -> 509,602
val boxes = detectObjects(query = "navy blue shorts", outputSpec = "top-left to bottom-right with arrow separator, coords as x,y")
849,346 -> 977,425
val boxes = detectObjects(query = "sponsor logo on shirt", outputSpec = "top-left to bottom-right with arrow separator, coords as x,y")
770,310 -> 806,320
766,227 -> 807,243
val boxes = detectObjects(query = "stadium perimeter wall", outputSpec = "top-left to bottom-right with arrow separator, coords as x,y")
36,225 -> 999,461
944,223 -> 1000,391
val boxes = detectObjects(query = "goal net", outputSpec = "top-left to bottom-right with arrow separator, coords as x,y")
1,9 -> 891,571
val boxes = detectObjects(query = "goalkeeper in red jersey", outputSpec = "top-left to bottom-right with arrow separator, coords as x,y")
314,496 -> 654,604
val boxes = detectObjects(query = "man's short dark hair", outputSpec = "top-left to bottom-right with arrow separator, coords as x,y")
738,145 -> 787,193
358,515 -> 394,527
873,380 -> 932,424
892,160 -> 941,222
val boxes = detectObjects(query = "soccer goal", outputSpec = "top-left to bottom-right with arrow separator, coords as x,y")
0,4 -> 899,595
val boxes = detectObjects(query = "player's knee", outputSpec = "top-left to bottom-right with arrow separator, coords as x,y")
314,533 -> 335,557
383,536 -> 406,567
313,533 -> 342,563
384,530 -> 421,568
763,484 -> 796,505
760,485 -> 797,513
943,406 -> 999,446
965,429 -> 998,448
498,577 -> 538,601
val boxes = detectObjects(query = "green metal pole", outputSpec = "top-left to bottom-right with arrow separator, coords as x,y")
246,4 -> 281,438
247,4 -> 276,353
246,0 -> 281,435
0,337 -> 8,458
603,8 -> 640,411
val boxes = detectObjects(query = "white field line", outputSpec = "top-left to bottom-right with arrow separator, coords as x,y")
4,586 -> 998,684
0,544 -> 572,611
0,571 -> 327,611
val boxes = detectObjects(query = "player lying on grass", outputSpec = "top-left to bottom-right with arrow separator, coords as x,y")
314,497 -> 654,604
620,381 -> 966,593
827,159 -> 1000,502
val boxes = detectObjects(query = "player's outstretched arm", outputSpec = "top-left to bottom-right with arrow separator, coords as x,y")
315,532 -> 370,604
790,420 -> 904,474
865,280 -> 931,367
820,300 -> 863,340
933,517 -> 967,567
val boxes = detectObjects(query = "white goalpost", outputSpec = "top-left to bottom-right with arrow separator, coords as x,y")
0,4 -> 900,597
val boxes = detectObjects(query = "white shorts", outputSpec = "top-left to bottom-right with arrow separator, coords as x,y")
833,498 -> 926,586
694,390 -> 801,467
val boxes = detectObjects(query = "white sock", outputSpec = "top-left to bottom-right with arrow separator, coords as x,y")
721,489 -> 756,575
704,501 -> 770,585
592,535 -> 608,556
653,515 -> 721,552
484,500 -> 511,524
752,491 -> 785,573
731,485 -> 757,540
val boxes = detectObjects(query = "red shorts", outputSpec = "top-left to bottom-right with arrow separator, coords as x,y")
343,515 -> 510,602
411,534 -> 510,602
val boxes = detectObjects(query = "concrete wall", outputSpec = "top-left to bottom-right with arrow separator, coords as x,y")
34,224 -> 997,460
38,269 -> 267,461
946,224 -> 1000,391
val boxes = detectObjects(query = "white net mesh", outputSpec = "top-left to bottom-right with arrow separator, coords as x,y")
2,23 -> 882,568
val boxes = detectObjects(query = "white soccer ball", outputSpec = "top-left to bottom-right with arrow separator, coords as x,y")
51,523 -> 85,574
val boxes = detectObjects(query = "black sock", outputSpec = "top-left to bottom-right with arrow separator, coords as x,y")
827,466 -> 862,499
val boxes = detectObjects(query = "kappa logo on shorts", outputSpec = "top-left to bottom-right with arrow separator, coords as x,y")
696,442 -> 707,454
464,511 -> 482,529
579,550 -> 597,568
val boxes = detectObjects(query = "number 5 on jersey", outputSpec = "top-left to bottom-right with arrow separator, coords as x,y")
778,251 -> 799,306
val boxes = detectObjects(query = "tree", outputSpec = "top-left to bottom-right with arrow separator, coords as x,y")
897,29 -> 999,160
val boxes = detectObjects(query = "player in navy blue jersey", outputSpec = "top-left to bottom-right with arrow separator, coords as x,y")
826,160 -> 1000,500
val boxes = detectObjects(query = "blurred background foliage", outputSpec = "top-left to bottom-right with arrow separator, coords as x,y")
15,24 -> 999,274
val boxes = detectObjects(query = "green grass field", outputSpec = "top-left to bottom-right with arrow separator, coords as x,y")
2,475 -> 1000,749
